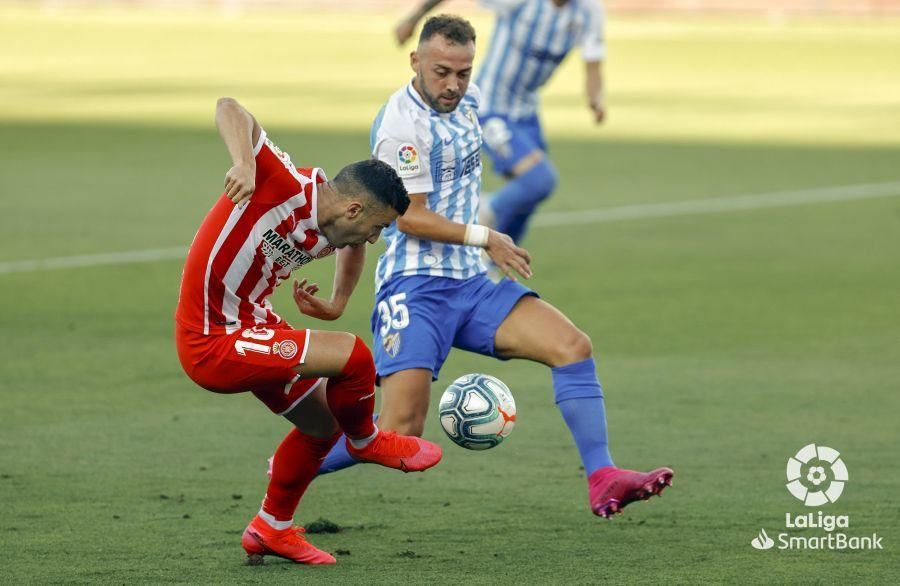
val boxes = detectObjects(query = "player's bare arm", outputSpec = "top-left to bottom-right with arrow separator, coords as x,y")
397,193 -> 533,280
585,60 -> 605,124
215,97 -> 263,206
293,244 -> 366,321
395,0 -> 446,45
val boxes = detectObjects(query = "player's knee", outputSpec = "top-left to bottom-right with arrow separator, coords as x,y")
341,335 -> 376,381
568,329 -> 594,363
549,328 -> 593,367
524,159 -> 557,204
510,159 -> 558,212
534,159 -> 558,195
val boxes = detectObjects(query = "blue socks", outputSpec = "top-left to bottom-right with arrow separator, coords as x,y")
317,438 -> 359,475
490,158 -> 558,243
317,414 -> 381,475
319,361 -> 614,479
552,358 -> 614,476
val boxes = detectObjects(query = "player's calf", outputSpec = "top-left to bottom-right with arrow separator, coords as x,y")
323,336 -> 378,440
376,368 -> 433,437
491,159 -> 558,243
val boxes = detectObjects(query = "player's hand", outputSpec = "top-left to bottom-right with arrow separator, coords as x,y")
224,162 -> 256,207
293,278 -> 344,321
484,229 -> 533,281
394,17 -> 417,45
590,97 -> 606,124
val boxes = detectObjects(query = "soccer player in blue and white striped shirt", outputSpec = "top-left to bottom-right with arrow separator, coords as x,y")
396,0 -> 607,245
319,15 -> 673,520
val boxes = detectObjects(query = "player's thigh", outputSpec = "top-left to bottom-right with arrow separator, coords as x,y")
493,296 -> 593,367
179,324 -> 336,421
377,368 -> 434,437
509,149 -> 545,177
509,117 -> 548,176
481,114 -> 544,177
370,277 -> 457,380
294,330 -> 359,379
453,276 -> 535,357
181,325 -> 310,392
222,326 -> 358,385
220,327 -> 361,380
281,382 -> 338,439
521,114 -> 548,153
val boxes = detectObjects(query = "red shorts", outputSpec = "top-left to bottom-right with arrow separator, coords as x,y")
175,323 -> 324,415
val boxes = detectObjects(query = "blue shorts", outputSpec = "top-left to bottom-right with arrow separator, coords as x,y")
370,274 -> 537,381
479,113 -> 547,177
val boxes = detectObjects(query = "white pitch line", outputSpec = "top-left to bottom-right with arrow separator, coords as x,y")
532,180 -> 900,227
1,180 -> 898,276
0,246 -> 188,276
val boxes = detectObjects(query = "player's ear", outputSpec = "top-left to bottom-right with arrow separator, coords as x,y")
346,201 -> 363,219
410,50 -> 419,73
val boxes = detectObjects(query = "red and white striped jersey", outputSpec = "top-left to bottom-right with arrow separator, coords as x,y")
176,129 -> 337,335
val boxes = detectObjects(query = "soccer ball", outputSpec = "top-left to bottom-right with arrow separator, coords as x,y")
438,373 -> 516,450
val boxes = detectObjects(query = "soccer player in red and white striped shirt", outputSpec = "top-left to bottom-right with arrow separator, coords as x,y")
175,98 -> 442,565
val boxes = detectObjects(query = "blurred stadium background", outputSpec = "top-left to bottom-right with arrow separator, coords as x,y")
1,0 -> 898,583
23,0 -> 900,14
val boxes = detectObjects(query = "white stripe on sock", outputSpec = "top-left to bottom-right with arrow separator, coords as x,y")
258,506 -> 293,530
348,426 -> 379,450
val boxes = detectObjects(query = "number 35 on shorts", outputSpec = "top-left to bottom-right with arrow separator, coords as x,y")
377,293 -> 410,336
234,326 -> 275,356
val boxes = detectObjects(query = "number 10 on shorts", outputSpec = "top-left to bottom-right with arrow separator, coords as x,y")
234,327 -> 275,356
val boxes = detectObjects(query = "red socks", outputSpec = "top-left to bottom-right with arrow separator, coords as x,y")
325,336 -> 378,440
261,337 -> 378,522
262,428 -> 339,522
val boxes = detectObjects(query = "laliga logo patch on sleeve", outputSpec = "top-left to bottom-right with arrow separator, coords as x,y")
396,143 -> 421,178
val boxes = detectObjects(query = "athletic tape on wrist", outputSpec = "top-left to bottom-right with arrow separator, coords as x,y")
464,224 -> 490,248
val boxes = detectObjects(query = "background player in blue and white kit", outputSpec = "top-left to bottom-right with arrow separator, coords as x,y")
396,0 -> 607,246
320,15 -> 673,519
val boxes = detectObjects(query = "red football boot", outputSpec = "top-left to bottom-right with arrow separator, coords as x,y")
241,515 -> 336,565
346,430 -> 442,472
588,466 -> 674,519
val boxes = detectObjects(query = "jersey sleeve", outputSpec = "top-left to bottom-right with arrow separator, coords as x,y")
372,116 -> 434,195
253,128 -> 284,185
253,128 -> 267,157
464,82 -> 482,110
251,129 -> 306,205
581,1 -> 607,62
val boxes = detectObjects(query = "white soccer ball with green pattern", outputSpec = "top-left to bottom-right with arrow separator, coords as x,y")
439,374 -> 516,450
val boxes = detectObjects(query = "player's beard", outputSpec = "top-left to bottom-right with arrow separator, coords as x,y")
416,74 -> 460,113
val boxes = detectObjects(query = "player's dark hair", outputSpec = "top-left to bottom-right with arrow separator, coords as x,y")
419,14 -> 476,46
333,159 -> 410,215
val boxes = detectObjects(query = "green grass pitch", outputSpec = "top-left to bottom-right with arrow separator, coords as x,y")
1,5 -> 898,583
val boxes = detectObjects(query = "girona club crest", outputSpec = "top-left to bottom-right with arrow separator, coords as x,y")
315,245 -> 337,259
273,339 -> 298,360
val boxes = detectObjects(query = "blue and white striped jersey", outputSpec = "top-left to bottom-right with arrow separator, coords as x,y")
371,82 -> 486,291
476,0 -> 606,119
